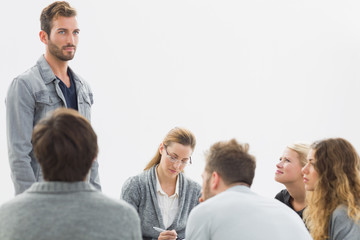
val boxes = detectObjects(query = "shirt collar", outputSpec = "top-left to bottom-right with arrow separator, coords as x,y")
26,181 -> 96,193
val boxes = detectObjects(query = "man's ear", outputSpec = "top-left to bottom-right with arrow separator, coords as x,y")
210,171 -> 220,190
39,30 -> 48,44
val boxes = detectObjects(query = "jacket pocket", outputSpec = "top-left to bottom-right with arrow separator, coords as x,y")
78,91 -> 93,121
80,92 -> 93,105
35,90 -> 62,105
34,90 -> 63,123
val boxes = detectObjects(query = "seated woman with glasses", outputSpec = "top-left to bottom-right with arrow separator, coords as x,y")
121,127 -> 201,240
302,138 -> 360,240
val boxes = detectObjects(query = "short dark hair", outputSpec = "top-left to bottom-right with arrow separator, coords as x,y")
40,1 -> 77,36
32,108 -> 98,182
205,139 -> 256,186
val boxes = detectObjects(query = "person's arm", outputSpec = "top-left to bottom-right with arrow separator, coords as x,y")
89,159 -> 101,191
77,79 -> 101,190
121,177 -> 141,212
6,78 -> 36,195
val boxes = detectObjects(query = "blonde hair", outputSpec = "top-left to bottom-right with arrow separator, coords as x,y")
144,127 -> 196,171
287,143 -> 310,166
303,138 -> 360,240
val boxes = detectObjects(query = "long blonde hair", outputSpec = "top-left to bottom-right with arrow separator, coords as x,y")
144,127 -> 196,171
303,138 -> 360,240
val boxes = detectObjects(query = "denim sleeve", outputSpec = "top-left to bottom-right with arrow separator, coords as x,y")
6,78 -> 37,195
79,82 -> 101,191
89,159 -> 101,191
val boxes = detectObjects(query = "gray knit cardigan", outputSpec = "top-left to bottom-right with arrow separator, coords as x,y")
121,165 -> 201,240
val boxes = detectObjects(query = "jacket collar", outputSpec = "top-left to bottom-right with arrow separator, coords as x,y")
36,55 -> 56,84
36,55 -> 82,85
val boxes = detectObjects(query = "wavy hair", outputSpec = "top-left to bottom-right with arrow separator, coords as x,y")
144,127 -> 196,171
303,138 -> 360,240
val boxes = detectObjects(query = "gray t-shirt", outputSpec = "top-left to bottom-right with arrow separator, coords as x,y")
329,205 -> 360,240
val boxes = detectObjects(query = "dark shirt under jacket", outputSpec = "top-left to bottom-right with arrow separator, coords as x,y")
275,189 -> 304,219
57,69 -> 78,110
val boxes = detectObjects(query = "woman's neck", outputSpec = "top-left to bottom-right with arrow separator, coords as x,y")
156,166 -> 177,196
285,180 -> 306,211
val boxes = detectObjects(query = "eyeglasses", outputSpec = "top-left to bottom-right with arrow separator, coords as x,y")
164,145 -> 192,166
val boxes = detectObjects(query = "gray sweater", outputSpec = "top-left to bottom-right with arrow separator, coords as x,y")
329,205 -> 360,240
121,165 -> 201,240
0,182 -> 142,240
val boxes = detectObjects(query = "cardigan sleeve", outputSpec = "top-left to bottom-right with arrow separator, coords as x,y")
121,176 -> 141,212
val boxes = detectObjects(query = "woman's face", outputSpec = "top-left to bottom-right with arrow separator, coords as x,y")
158,142 -> 192,179
301,149 -> 319,191
275,148 -> 304,184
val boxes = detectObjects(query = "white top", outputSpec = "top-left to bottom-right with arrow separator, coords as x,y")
155,171 -> 179,229
186,185 -> 313,240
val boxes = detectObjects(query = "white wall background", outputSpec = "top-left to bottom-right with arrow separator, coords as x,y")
1,0 -> 360,205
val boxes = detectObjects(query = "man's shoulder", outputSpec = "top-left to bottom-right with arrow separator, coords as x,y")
196,187 -> 285,213
0,192 -> 37,215
191,193 -> 224,216
13,63 -> 43,85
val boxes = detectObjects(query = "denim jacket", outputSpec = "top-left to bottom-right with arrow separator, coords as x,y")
6,55 -> 101,195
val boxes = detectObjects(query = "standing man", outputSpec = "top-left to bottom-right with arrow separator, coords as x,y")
186,139 -> 312,240
6,1 -> 100,195
0,108 -> 142,240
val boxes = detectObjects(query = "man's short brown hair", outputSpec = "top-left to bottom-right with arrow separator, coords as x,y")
205,139 -> 256,186
32,108 -> 98,182
40,1 -> 77,36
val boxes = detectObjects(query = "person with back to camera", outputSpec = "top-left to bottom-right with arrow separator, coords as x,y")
0,108 -> 142,240
302,138 -> 360,240
185,139 -> 312,240
121,127 -> 201,240
274,143 -> 310,219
